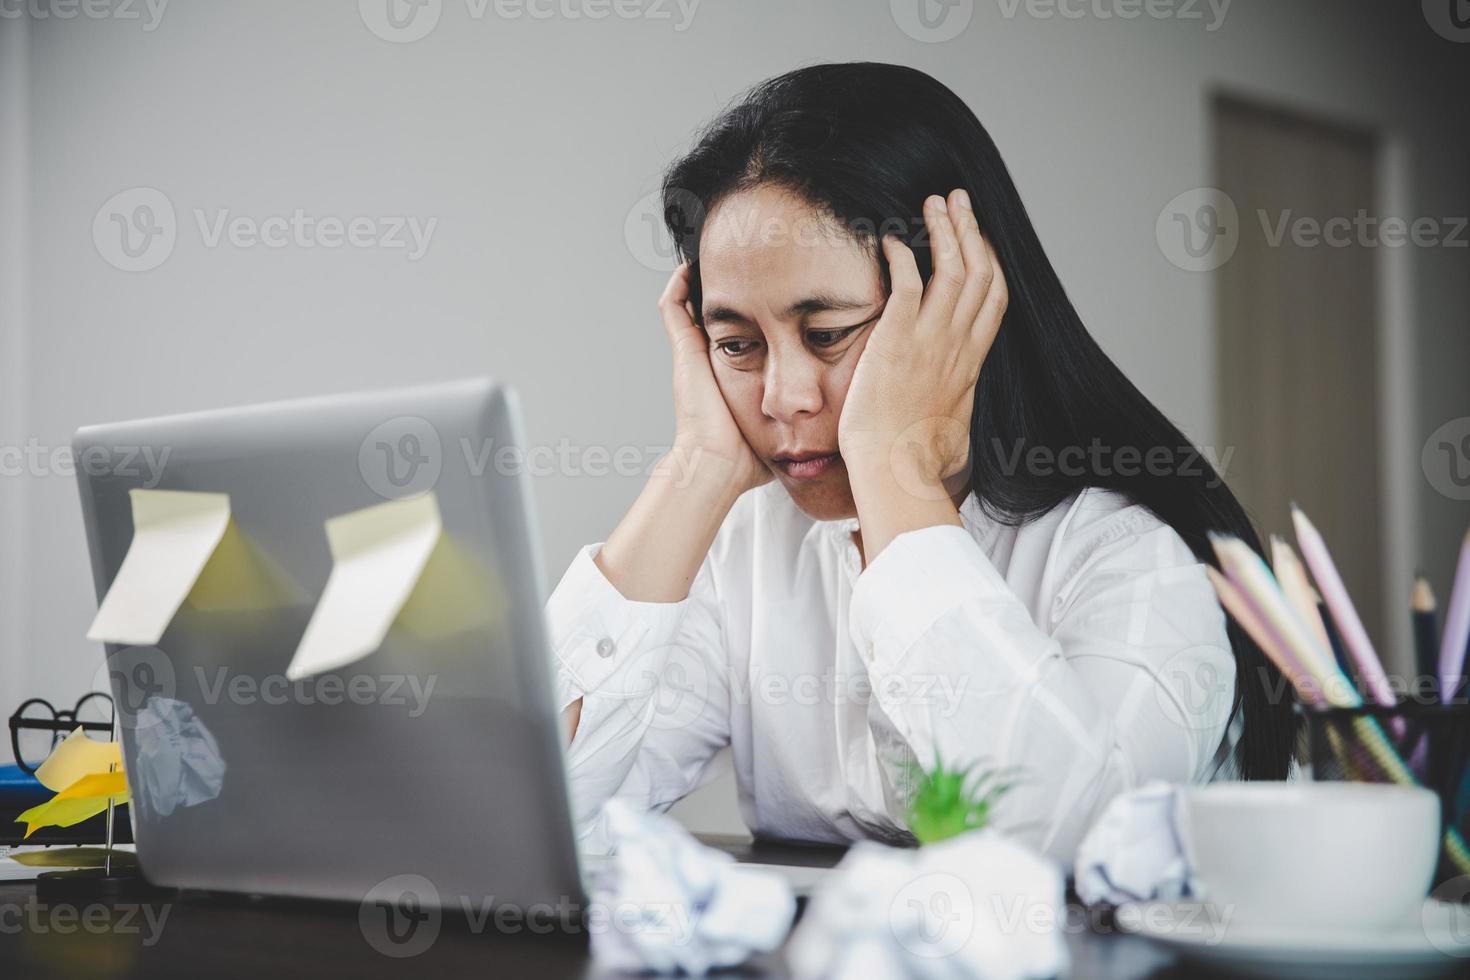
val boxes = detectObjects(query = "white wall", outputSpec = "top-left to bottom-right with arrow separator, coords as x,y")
5,0 -> 1467,834
1,13 -> 31,720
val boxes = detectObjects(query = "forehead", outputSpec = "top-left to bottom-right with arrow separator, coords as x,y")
698,186 -> 878,309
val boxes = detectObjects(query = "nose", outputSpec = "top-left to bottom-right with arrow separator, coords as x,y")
760,348 -> 824,423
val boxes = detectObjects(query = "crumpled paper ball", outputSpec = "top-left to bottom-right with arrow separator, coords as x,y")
786,831 -> 1069,980
131,696 -> 227,819
1073,780 -> 1193,907
588,798 -> 796,975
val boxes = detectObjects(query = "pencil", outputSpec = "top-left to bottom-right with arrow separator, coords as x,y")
1290,504 -> 1398,709
1439,530 -> 1470,704
1205,565 -> 1318,702
1413,575 -> 1438,702
1315,587 -> 1352,679
1205,534 -> 1470,878
1211,535 -> 1346,703
1272,536 -> 1332,663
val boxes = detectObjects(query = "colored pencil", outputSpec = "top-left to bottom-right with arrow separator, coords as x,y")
1413,575 -> 1439,702
1316,590 -> 1352,678
1290,505 -> 1398,709
1272,536 -> 1333,665
1439,530 -> 1470,704
1204,534 -> 1470,876
1205,565 -> 1317,701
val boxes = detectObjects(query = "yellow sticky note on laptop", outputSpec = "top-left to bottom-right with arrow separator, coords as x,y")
87,489 -> 232,645
285,492 -> 443,680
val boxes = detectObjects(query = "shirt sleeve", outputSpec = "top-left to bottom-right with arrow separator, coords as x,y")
544,541 -> 731,854
847,510 -> 1236,863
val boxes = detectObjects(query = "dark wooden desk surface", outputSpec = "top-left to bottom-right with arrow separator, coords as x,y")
0,836 -> 1297,979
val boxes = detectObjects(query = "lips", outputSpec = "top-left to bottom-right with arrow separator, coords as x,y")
773,450 -> 843,479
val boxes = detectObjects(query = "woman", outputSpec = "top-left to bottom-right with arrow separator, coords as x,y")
547,62 -> 1293,862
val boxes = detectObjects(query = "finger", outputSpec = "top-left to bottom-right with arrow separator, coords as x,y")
880,234 -> 923,326
949,189 -> 992,328
918,194 -> 965,328
658,262 -> 704,352
972,235 -> 1009,355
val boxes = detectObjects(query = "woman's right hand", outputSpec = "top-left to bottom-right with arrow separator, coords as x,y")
593,263 -> 765,603
659,261 -> 773,495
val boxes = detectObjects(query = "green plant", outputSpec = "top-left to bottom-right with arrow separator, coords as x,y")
902,754 -> 1015,845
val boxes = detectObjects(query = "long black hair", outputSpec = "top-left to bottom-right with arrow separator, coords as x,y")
659,61 -> 1293,780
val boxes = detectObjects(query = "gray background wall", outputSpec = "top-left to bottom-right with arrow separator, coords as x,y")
1,0 -> 1466,835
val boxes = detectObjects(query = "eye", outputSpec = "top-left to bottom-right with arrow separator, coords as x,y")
806,312 -> 879,350
807,327 -> 856,348
714,338 -> 761,359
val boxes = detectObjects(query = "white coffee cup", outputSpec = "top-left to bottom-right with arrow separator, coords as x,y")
1179,782 -> 1440,931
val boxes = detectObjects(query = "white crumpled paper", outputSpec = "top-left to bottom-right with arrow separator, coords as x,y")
1073,780 -> 1193,907
787,831 -> 1069,980
588,798 -> 796,975
131,696 -> 227,819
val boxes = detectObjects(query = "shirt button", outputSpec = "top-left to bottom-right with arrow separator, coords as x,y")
595,637 -> 616,659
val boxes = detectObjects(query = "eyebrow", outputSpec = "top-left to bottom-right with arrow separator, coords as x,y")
702,291 -> 877,326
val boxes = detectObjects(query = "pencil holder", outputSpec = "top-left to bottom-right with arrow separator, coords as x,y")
1297,702 -> 1470,893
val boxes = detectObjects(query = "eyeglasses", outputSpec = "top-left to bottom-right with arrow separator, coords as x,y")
8,693 -> 115,775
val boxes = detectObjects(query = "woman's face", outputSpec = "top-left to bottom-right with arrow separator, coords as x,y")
697,185 -> 885,521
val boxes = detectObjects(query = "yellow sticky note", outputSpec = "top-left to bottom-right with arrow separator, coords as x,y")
285,492 -> 442,681
17,771 -> 130,840
33,727 -> 122,794
87,489 -> 232,645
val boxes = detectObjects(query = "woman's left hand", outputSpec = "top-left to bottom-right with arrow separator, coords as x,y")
838,188 -> 1008,495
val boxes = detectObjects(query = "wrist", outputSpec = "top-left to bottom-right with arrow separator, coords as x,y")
658,442 -> 747,506
847,448 -> 948,501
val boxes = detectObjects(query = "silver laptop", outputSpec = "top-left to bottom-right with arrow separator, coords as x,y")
73,378 -> 586,912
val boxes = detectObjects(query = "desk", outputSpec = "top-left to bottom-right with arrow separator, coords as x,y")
0,836 -> 1200,979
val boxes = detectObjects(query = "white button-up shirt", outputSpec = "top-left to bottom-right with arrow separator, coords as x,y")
545,482 -> 1241,862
